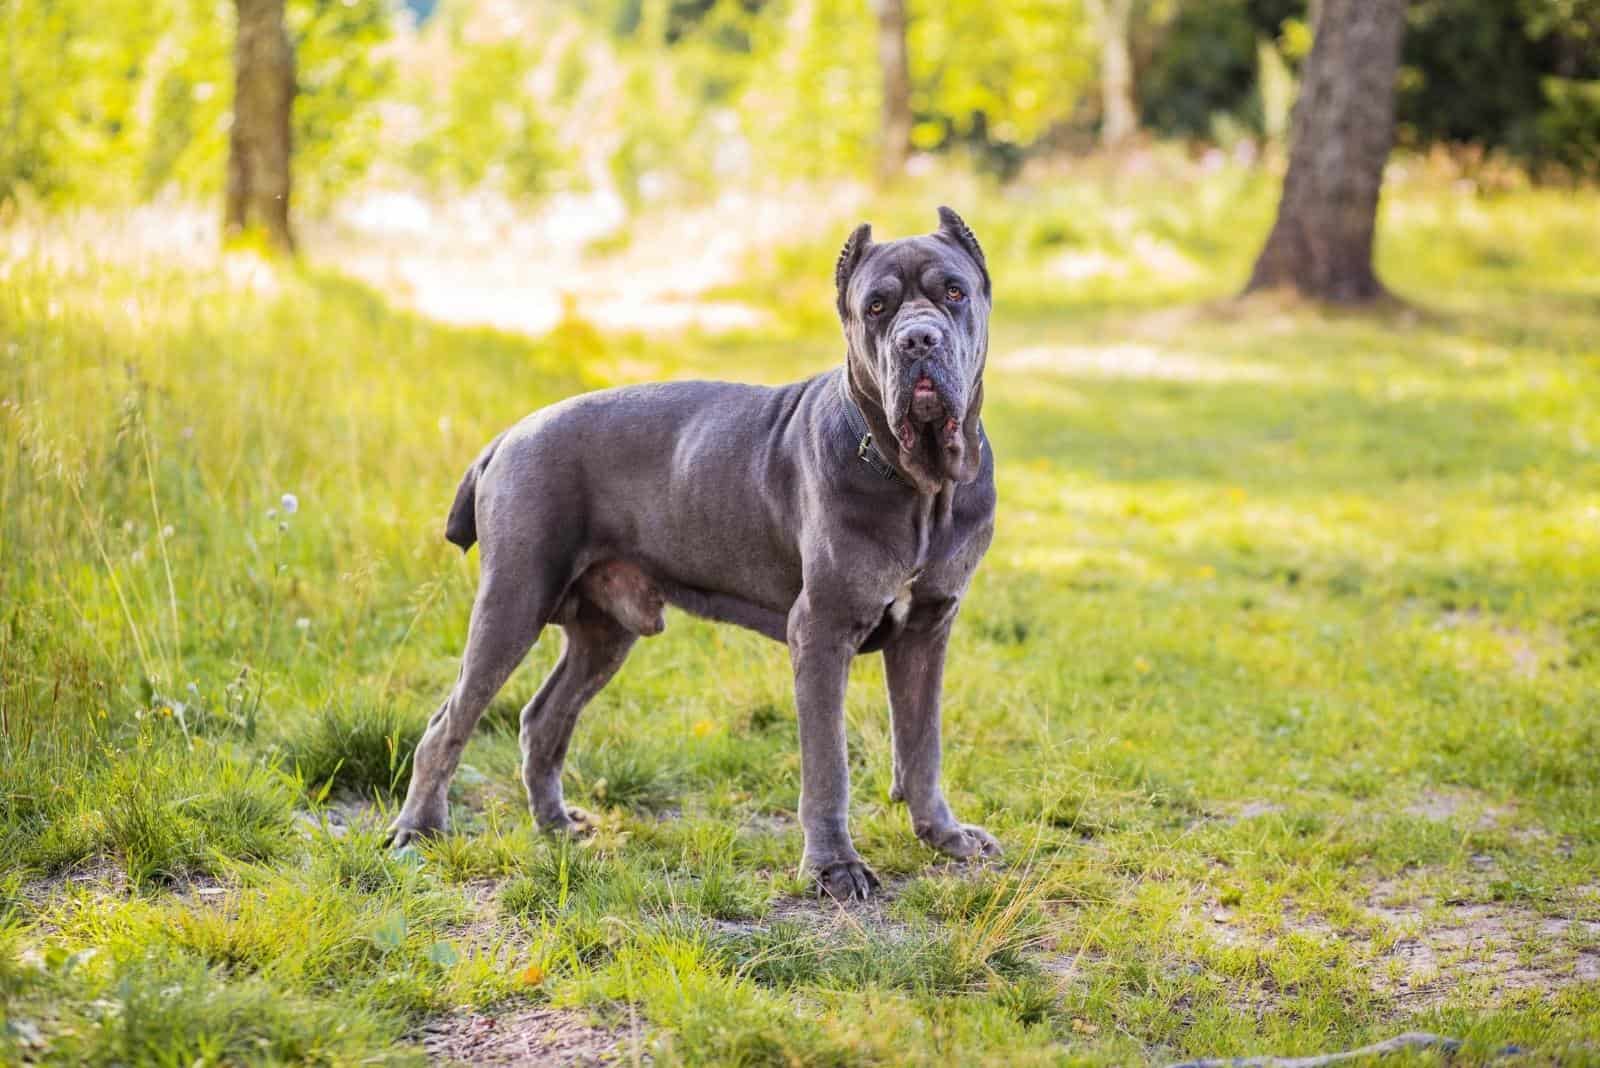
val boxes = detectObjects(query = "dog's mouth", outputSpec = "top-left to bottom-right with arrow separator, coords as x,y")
894,375 -> 965,483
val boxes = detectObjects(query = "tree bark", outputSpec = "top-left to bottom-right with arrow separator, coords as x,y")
1088,0 -> 1137,149
873,0 -> 912,181
226,0 -> 295,254
1244,0 -> 1406,302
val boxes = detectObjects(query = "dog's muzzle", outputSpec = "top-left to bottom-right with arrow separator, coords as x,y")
883,329 -> 972,485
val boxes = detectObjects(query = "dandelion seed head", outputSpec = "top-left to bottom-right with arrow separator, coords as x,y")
266,508 -> 276,519
162,525 -> 175,539
281,493 -> 299,515
296,617 -> 311,630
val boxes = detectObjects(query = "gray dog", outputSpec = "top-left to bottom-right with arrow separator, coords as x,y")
385,208 -> 999,899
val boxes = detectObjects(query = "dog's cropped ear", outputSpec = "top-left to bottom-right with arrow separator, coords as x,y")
835,222 -> 873,320
937,207 -> 989,299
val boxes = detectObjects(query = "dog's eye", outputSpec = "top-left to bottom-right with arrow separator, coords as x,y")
945,284 -> 965,302
867,299 -> 885,316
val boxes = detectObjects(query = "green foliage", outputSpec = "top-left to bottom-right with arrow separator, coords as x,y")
2,724 -> 297,888
1397,0 -> 1600,171
1129,0 -> 1600,173
570,740 -> 683,812
401,29 -> 565,200
1138,0 -> 1266,139
0,0 -> 390,207
908,0 -> 1094,167
733,0 -> 881,180
1398,0 -> 1547,149
277,700 -> 425,799
1535,76 -> 1600,174
0,0 -> 192,202
7,0 -> 1600,210
2,950 -> 414,1065
290,0 -> 395,211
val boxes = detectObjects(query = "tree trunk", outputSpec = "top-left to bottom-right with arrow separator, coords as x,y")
1244,0 -> 1406,302
1088,0 -> 1137,149
225,0 -> 295,254
873,0 -> 912,181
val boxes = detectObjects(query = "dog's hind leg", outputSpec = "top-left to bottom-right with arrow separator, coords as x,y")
519,607 -> 637,834
387,570 -> 557,848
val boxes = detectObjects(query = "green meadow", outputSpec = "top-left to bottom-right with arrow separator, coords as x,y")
4,167 -> 1599,1065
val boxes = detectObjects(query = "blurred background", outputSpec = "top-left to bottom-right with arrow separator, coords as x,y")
3,0 -> 1597,326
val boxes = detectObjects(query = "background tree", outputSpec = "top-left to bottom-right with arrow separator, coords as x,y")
873,0 -> 912,180
1245,0 -> 1407,302
226,0 -> 296,253
1087,0 -> 1137,148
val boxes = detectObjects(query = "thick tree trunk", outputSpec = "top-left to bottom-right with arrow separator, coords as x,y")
1244,0 -> 1406,302
873,0 -> 912,181
1088,0 -> 1137,149
226,0 -> 295,254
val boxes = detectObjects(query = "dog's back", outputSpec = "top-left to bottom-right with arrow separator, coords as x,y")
443,377 -> 810,556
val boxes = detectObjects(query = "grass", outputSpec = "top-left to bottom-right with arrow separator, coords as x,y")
3,160 -> 1600,1064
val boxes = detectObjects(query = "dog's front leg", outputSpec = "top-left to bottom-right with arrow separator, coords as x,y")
788,596 -> 879,900
885,618 -> 1001,861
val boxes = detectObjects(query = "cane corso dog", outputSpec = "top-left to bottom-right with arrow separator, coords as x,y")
386,208 -> 999,899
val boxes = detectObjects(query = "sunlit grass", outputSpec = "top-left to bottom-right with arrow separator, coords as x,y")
3,167 -> 1599,1062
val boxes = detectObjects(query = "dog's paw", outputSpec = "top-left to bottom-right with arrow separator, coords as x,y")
538,806 -> 598,837
383,821 -> 443,850
812,859 -> 881,901
922,823 -> 1002,861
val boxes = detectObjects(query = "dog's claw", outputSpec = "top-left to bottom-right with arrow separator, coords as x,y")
925,823 -> 1002,861
383,822 -> 442,850
813,860 -> 881,901
540,805 -> 598,837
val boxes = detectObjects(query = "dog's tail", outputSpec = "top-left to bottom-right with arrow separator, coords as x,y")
444,432 -> 506,552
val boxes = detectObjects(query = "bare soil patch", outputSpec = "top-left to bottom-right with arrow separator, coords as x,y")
709,877 -> 919,943
18,855 -> 128,915
293,797 -> 380,840
1365,877 -> 1600,1009
418,1004 -> 635,1066
1403,786 -> 1507,827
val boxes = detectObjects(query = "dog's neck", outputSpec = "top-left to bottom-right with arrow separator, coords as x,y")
838,366 -> 910,486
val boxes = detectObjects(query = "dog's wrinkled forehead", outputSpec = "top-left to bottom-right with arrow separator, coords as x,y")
834,207 -> 990,324
851,240 -> 980,308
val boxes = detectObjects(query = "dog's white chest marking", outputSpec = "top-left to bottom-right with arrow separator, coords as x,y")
890,584 -> 913,624
889,569 -> 922,625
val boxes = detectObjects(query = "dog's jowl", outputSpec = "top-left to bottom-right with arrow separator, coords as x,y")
386,208 -> 1000,900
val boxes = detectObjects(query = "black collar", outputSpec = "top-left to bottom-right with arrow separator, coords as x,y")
837,367 -> 910,485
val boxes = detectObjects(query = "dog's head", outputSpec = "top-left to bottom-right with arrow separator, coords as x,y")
835,207 -> 990,492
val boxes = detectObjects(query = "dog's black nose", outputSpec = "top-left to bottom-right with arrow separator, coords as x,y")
894,324 -> 943,356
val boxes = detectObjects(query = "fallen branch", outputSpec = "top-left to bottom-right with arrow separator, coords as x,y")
1168,1031 -> 1462,1068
